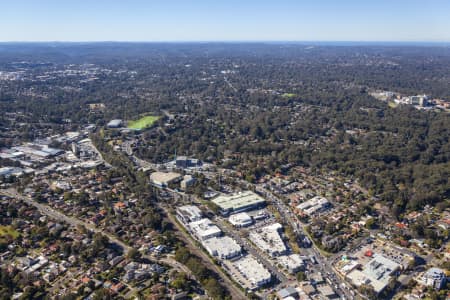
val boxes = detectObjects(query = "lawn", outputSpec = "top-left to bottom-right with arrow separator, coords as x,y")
127,115 -> 160,130
388,101 -> 398,108
0,225 -> 20,240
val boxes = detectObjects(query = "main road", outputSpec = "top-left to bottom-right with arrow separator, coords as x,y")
214,217 -> 288,283
124,149 -> 353,298
200,167 -> 354,300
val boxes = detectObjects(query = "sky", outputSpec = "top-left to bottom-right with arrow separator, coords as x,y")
1,0 -> 450,42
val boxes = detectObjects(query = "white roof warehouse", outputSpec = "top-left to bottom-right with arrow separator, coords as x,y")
212,191 -> 266,215
150,171 -> 182,187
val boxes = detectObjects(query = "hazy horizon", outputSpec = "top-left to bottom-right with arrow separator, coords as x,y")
1,41 -> 450,45
1,0 -> 449,42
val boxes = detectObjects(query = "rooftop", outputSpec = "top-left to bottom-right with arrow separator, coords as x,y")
177,205 -> 203,223
150,171 -> 182,185
228,212 -> 253,227
296,195 -> 330,215
212,191 -> 265,212
249,223 -> 286,257
202,236 -> 242,259
346,253 -> 401,293
188,218 -> 222,240
317,284 -> 336,297
233,255 -> 271,289
277,254 -> 305,272
107,119 -> 123,127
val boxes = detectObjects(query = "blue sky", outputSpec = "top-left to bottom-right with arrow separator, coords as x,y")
1,0 -> 449,42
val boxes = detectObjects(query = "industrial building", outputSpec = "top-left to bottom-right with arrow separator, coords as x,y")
0,167 -> 29,178
202,236 -> 242,260
0,149 -> 25,160
233,256 -> 271,290
188,218 -> 222,241
249,223 -> 287,257
212,191 -> 266,215
228,212 -> 253,227
149,171 -> 182,188
13,144 -> 64,159
176,205 -> 203,225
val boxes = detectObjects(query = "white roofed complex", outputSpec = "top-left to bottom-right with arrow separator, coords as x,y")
249,223 -> 287,257
346,254 -> 401,294
228,212 -> 253,227
296,195 -> 330,216
277,254 -> 306,274
203,236 -> 242,259
107,119 -> 123,128
233,255 -> 271,290
188,218 -> 222,241
176,205 -> 203,224
419,267 -> 447,290
150,171 -> 182,187
212,191 -> 266,215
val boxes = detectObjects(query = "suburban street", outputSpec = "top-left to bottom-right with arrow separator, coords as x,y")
254,183 -> 353,300
0,188 -> 194,289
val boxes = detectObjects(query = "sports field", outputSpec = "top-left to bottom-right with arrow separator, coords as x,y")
282,93 -> 297,98
127,115 -> 160,130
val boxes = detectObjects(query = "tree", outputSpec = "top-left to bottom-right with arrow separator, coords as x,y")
365,218 -> 376,229
127,248 -> 141,260
358,284 -> 377,300
170,272 -> 190,290
93,288 -> 113,300
175,247 -> 191,264
296,271 -> 307,281
203,278 -> 227,300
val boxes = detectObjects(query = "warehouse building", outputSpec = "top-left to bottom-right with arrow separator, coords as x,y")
212,191 -> 266,215
150,171 -> 182,188
14,144 -> 64,159
0,167 -> 26,178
